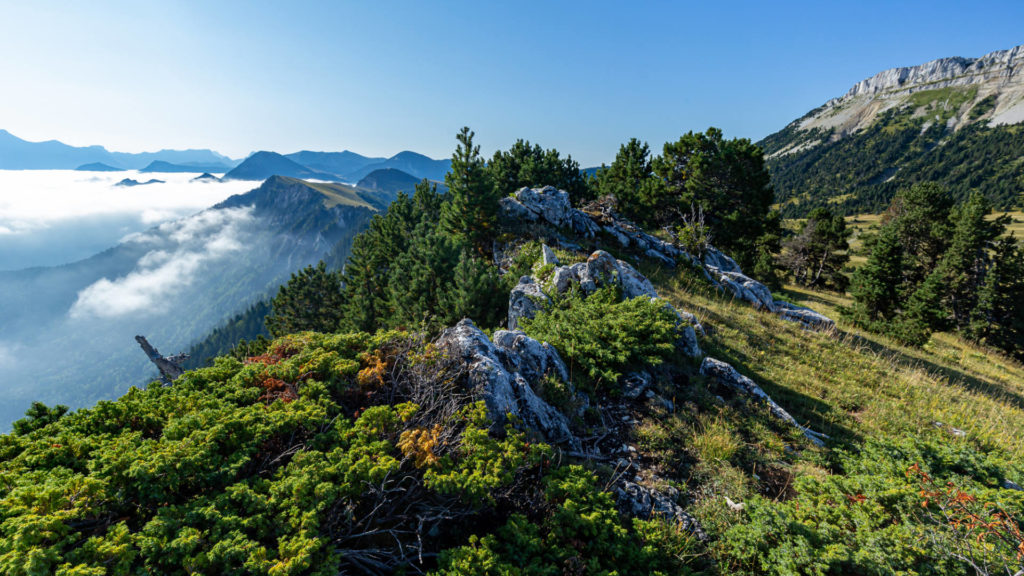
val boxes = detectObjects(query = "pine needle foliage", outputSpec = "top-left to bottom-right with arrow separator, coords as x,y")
520,285 -> 680,390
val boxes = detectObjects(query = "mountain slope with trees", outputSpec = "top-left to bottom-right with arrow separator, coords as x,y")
761,45 -> 1024,217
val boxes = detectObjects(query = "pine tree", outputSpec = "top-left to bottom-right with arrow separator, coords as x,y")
847,223 -> 904,327
779,207 -> 852,290
339,194 -> 414,332
489,139 -> 591,203
652,127 -> 780,276
884,182 -> 954,287
594,138 -> 665,224
893,270 -> 946,346
931,192 -> 1008,327
265,261 -> 346,337
386,230 -> 460,330
968,235 -> 1024,359
440,127 -> 499,254
440,250 -> 507,328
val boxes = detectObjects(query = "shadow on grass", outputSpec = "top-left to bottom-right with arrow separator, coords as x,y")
841,330 -> 1024,413
698,325 -> 864,454
779,286 -> 1024,413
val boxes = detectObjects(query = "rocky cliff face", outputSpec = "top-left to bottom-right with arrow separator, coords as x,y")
761,44 -> 1024,217
778,44 -> 1024,151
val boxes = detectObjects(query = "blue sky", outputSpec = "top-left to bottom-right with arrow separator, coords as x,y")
1,0 -> 1021,166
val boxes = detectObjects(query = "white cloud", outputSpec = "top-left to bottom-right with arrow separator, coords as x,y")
0,169 -> 254,235
69,206 -> 255,319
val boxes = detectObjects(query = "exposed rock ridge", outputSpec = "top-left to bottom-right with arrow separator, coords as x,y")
700,357 -> 828,447
784,44 -> 1024,144
501,186 -> 836,332
843,44 -> 1024,99
438,319 -> 580,450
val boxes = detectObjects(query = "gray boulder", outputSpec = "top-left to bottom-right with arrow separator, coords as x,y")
718,271 -> 776,311
438,319 -> 578,449
775,301 -> 837,332
615,477 -> 707,541
493,329 -> 570,384
498,196 -> 539,223
541,243 -> 560,266
508,276 -> 550,330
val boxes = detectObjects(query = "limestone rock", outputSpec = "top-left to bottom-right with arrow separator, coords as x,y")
718,271 -> 776,311
703,247 -> 741,274
541,244 -> 559,266
501,186 -> 600,238
437,319 -> 577,449
614,478 -> 707,541
621,371 -> 651,400
493,329 -> 569,384
774,301 -> 837,332
700,357 -> 827,447
508,276 -> 550,330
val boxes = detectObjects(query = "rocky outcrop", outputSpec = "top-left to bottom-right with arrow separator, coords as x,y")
844,45 -> 1024,99
438,319 -> 578,449
775,301 -> 837,332
508,276 -> 550,331
499,186 -> 599,237
779,44 -> 1024,145
700,357 -> 828,447
506,249 -> 703,359
614,459 -> 707,541
501,186 -> 837,333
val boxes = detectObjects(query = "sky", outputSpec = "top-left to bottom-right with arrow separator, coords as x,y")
1,0 -> 1022,166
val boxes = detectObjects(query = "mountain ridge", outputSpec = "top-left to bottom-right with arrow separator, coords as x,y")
760,43 -> 1024,216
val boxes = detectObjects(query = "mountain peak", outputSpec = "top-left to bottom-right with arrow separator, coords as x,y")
844,44 -> 1024,100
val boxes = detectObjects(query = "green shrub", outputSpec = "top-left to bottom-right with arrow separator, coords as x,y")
432,465 -> 705,575
711,435 -> 1024,576
520,285 -> 680,391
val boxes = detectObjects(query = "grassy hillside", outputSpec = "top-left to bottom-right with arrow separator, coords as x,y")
653,269 -> 1024,457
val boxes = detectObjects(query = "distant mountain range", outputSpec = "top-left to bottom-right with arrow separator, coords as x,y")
139,160 -> 234,173
761,44 -> 1024,216
223,151 -> 340,181
0,129 -> 452,183
0,175 -> 398,429
226,149 -> 451,184
0,129 -> 237,170
356,167 -> 425,193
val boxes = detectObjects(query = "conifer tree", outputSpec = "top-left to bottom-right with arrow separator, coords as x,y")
489,139 -> 591,203
968,235 -> 1024,359
265,261 -> 346,337
339,193 -> 418,332
652,128 -> 780,277
884,182 -> 954,287
779,207 -> 852,290
847,223 -> 904,327
893,270 -> 946,345
386,230 -> 460,329
440,250 -> 507,328
931,192 -> 1007,327
594,138 -> 664,224
440,127 -> 499,254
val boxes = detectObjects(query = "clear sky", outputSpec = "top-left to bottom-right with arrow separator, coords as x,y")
1,0 -> 1022,166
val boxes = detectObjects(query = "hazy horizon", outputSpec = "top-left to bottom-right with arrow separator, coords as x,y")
3,1 -> 1024,166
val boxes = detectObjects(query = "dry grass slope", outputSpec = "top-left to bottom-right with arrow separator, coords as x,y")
649,267 -> 1024,459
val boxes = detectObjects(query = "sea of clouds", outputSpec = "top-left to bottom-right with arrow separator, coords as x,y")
0,169 -> 256,270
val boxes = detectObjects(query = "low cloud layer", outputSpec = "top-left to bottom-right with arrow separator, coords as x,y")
69,207 -> 255,319
0,169 -> 255,270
